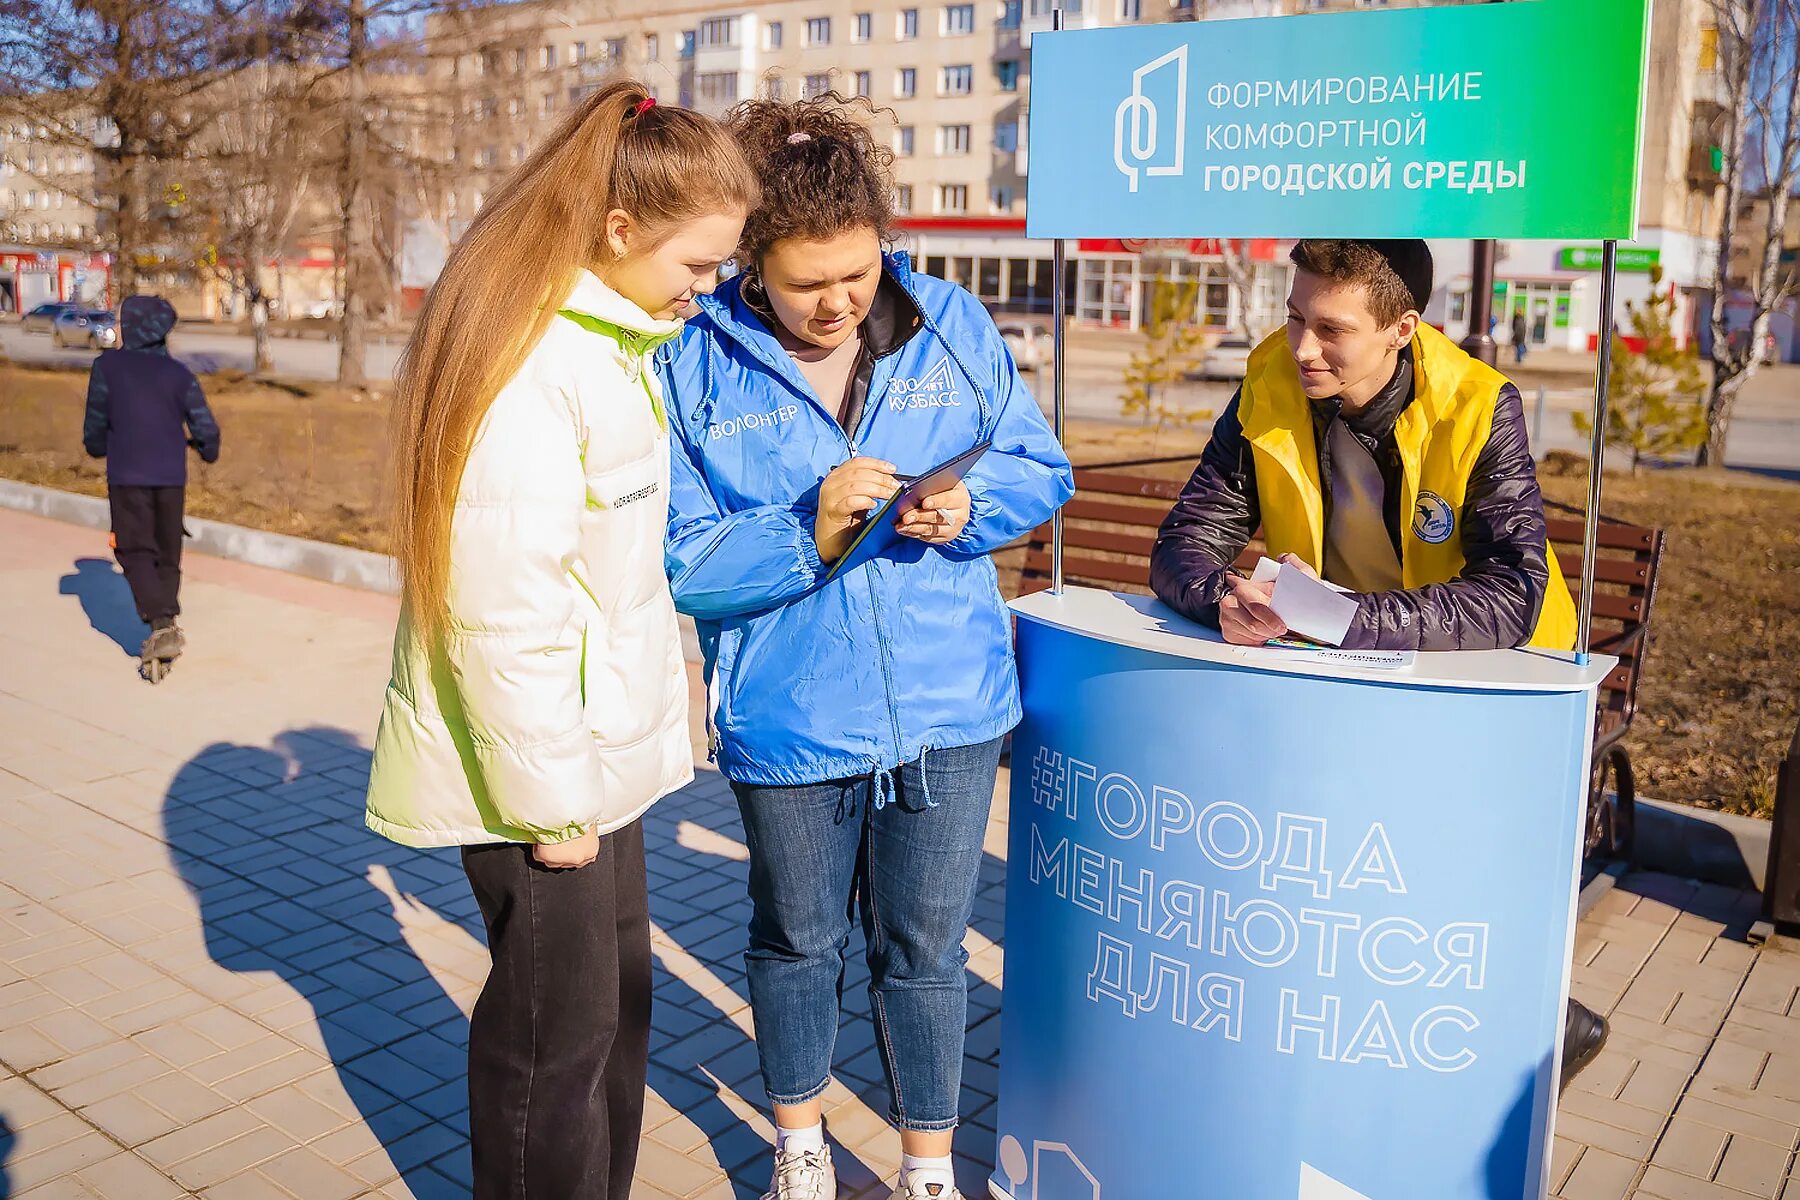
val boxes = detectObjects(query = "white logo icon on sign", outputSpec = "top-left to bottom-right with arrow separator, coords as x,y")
997,1135 -> 1100,1199
1300,1163 -> 1373,1200
1113,45 -> 1188,192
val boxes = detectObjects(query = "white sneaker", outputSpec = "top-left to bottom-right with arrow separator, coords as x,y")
890,1179 -> 963,1200
763,1145 -> 837,1200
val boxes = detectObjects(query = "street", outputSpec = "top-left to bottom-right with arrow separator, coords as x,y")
5,321 -> 1797,473
0,322 -> 405,386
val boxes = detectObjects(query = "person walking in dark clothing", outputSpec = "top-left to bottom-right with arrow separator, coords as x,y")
1511,307 -> 1530,364
82,295 -> 219,674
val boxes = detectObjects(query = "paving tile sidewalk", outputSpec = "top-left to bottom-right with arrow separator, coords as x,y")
0,505 -> 1794,1200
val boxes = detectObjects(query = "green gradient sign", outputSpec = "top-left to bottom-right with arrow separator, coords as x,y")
1025,0 -> 1650,239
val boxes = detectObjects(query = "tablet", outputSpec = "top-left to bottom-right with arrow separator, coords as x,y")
824,439 -> 993,581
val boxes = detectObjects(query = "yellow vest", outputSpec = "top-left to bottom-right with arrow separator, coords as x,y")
1238,323 -> 1577,651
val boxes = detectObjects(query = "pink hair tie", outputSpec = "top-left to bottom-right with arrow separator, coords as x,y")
786,131 -> 812,145
628,97 -> 656,119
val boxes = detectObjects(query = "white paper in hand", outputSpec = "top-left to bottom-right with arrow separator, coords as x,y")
1250,556 -> 1359,647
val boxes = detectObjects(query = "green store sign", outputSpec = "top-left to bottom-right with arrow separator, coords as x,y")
1558,246 -> 1659,272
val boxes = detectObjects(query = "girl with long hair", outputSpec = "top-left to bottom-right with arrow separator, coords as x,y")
365,82 -> 757,1198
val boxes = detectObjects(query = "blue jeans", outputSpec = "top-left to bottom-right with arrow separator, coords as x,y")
730,737 -> 1004,1132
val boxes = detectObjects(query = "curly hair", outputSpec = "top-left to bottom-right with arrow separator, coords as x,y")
726,91 -> 896,265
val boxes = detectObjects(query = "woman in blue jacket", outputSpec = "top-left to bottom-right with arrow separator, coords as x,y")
661,95 -> 1072,1200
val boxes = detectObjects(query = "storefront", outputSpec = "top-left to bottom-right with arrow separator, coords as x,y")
0,247 -> 111,312
897,218 -> 1292,333
1430,232 -> 1715,353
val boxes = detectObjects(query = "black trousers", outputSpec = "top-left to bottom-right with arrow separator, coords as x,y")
108,485 -> 185,624
461,820 -> 652,1200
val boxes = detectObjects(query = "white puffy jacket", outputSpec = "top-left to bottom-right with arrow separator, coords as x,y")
366,271 -> 694,848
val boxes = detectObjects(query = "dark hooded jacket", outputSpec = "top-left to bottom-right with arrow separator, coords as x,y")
82,296 -> 219,486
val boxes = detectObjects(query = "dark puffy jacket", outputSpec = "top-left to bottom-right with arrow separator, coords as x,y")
83,296 -> 219,486
1149,349 -> 1552,651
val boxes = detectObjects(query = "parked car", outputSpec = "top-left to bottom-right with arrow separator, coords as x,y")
21,301 -> 80,333
50,308 -> 119,349
998,320 -> 1050,371
1187,335 -> 1252,382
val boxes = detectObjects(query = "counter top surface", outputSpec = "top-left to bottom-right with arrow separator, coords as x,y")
1012,587 -> 1616,694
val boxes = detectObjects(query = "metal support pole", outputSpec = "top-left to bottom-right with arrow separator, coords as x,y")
1532,385 -> 1547,459
1049,5 -> 1068,595
1576,241 -> 1619,666
1460,238 -> 1498,366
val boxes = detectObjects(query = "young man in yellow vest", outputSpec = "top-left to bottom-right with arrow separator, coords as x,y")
1149,238 -> 1604,1088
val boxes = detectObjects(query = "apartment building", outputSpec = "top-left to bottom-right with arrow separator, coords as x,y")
0,117 -> 108,311
424,0 -> 1728,346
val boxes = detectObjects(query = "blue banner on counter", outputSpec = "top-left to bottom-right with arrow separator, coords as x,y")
994,617 -> 1594,1200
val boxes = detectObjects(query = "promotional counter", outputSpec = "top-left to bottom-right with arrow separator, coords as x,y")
991,588 -> 1616,1200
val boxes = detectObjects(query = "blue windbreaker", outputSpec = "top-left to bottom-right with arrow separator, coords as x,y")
660,253 -> 1073,788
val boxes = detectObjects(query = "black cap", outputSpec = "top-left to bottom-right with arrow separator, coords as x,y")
1363,239 -> 1434,313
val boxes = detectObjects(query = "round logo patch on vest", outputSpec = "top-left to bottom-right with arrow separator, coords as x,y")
1413,491 -> 1457,544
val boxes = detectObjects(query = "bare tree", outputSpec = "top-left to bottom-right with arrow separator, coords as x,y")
189,64 -> 319,371
286,0 -> 538,386
1216,239 -> 1261,343
0,0 -> 281,295
1701,0 -> 1800,466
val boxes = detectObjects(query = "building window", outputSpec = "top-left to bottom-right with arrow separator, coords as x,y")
897,8 -> 919,38
764,75 -> 786,99
605,38 -> 624,61
540,44 -> 557,70
542,93 -> 556,116
1028,0 -> 1078,13
478,146 -> 498,169
896,67 -> 918,97
697,72 -> 740,105
895,184 -> 914,213
765,21 -> 783,48
513,48 -> 526,72
806,17 -> 832,44
854,11 -> 873,40
941,65 -> 973,95
895,125 -> 916,155
938,184 -> 968,213
939,124 -> 972,154
1119,0 -> 1141,17
996,59 -> 1020,91
699,17 -> 737,47
943,4 -> 976,34
803,72 -> 832,98
995,121 -> 1018,152
512,143 -> 526,164
572,41 -> 586,62
679,30 -> 696,58
645,32 -> 659,60
998,0 -> 1022,28
855,70 -> 872,97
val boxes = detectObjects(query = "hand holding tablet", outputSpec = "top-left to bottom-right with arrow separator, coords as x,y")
823,440 -> 993,581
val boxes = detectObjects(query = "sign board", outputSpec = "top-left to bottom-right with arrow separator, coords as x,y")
1025,0 -> 1650,239
1559,246 -> 1659,272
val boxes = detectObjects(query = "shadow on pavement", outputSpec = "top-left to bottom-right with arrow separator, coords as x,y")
58,557 -> 146,657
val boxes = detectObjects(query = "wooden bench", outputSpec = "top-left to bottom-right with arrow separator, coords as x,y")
1019,467 -> 1664,863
